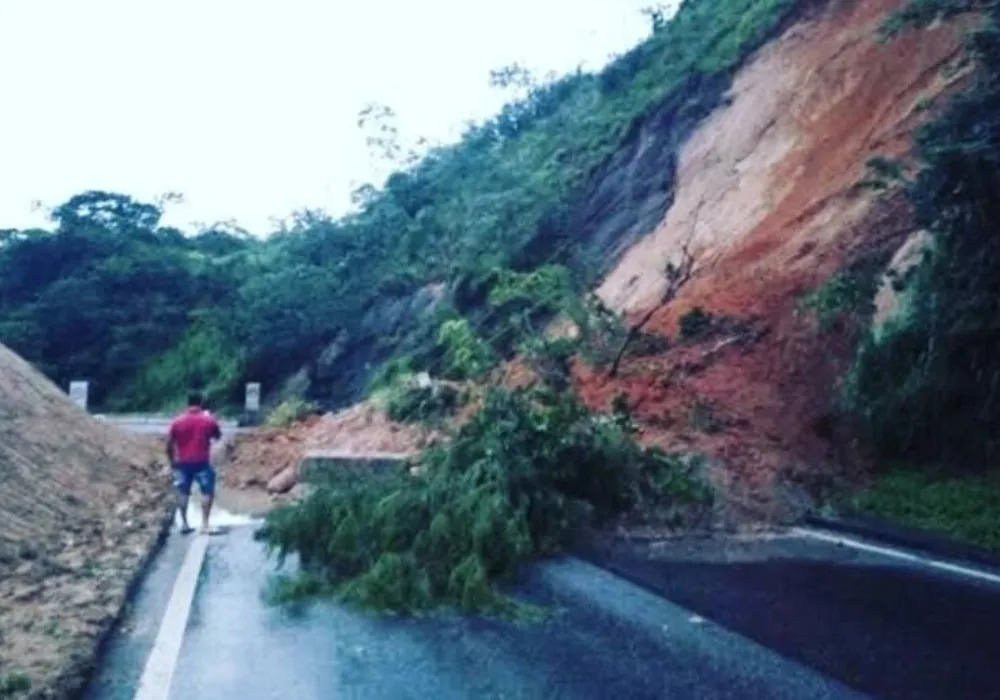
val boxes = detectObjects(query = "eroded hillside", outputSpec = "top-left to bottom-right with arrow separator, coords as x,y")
575,0 -> 975,522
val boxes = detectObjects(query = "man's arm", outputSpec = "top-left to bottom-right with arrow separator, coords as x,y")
210,417 -> 222,442
166,424 -> 176,466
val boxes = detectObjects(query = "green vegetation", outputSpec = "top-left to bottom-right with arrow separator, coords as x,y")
113,322 -> 246,411
679,306 -> 715,340
801,264 -> 880,333
517,335 -> 580,391
435,319 -> 495,381
569,296 -> 630,367
879,0 -> 982,39
0,192 -> 250,409
0,0 -> 805,412
0,0 -> 795,621
809,0 -> 1000,546
842,0 -> 1000,466
843,468 -> 1000,552
257,387 -> 712,615
266,397 -> 319,428
0,672 -> 30,697
385,380 -> 462,426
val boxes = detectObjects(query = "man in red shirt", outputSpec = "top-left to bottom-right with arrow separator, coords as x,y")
166,392 -> 222,534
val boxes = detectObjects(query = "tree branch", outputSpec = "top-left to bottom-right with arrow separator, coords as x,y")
608,200 -> 705,378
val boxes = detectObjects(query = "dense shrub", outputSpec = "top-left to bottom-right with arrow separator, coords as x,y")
386,381 -> 461,425
843,0 -> 1000,465
108,322 -> 245,411
435,318 -> 495,380
801,266 -> 880,334
679,307 -> 715,340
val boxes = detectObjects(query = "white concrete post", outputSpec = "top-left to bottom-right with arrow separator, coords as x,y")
245,382 -> 261,413
69,381 -> 89,411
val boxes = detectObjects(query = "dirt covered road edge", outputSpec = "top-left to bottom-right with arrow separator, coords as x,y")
42,505 -> 175,700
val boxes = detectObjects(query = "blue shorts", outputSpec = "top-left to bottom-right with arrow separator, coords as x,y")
172,462 -> 216,497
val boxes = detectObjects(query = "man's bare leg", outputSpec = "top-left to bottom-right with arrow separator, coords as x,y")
177,490 -> 194,534
200,495 -> 214,534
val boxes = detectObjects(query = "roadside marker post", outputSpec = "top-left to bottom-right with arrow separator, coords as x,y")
245,382 -> 261,425
69,380 -> 89,411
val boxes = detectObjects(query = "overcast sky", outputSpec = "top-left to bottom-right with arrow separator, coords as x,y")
0,1 -> 653,235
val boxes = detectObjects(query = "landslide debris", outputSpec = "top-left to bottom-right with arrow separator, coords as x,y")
219,398 -> 444,501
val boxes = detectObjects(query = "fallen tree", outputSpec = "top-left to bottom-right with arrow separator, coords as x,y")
256,386 -> 712,615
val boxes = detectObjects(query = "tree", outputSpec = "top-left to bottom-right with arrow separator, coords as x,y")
641,4 -> 674,33
50,191 -> 163,234
488,63 -> 536,91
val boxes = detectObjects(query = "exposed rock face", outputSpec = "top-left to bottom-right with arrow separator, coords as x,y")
871,229 -> 933,335
598,0 -> 967,316
283,282 -> 447,409
568,73 -> 734,280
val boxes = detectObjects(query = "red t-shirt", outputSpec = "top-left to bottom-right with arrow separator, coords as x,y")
169,408 -> 221,464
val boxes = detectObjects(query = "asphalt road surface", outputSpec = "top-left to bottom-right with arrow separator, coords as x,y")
96,414 -> 240,437
83,416 -> 1000,700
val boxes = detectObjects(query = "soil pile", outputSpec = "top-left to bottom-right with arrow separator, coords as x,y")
304,400 -> 443,454
0,343 -> 168,698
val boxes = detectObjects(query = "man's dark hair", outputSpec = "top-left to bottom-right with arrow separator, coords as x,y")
187,392 -> 204,407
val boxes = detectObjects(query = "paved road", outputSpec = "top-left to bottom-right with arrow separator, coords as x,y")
82,525 -> 1000,700
84,416 -> 1000,700
96,414 -> 240,437
583,533 -> 1000,700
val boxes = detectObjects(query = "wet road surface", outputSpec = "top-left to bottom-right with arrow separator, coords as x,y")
86,416 -> 1000,699
95,415 -> 240,437
83,523 -> 1000,700
87,527 -> 866,700
583,532 -> 1000,700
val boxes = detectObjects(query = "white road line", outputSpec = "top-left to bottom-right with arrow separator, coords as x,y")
792,527 -> 1000,587
133,535 -> 209,700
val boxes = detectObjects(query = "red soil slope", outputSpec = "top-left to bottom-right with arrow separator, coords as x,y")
578,0 -> 974,523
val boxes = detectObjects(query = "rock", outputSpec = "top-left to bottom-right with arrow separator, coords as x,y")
267,464 -> 288,480
286,483 -> 307,501
266,466 -> 298,494
13,584 -> 42,602
69,588 -> 99,607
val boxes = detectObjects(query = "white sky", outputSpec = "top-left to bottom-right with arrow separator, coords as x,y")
0,1 -> 652,235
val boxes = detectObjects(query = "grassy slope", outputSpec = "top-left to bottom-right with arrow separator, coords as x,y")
843,469 -> 1000,553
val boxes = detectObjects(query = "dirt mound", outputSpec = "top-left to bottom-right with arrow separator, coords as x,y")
304,400 -> 443,454
217,419 -> 316,498
0,343 -> 168,698
581,0 -> 973,523
219,401 -> 440,502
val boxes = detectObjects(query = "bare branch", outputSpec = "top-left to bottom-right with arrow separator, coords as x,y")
608,199 -> 705,377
